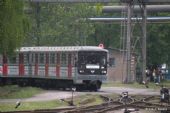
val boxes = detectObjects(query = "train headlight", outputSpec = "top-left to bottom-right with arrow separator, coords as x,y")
91,70 -> 95,73
79,70 -> 84,73
102,70 -> 107,74
101,66 -> 105,69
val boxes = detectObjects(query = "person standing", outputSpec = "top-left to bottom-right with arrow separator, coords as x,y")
152,69 -> 156,83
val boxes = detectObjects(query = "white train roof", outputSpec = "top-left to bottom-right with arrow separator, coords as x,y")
17,46 -> 108,52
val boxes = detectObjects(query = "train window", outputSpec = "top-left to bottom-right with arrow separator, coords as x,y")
56,53 -> 60,65
50,53 -> 55,64
19,53 -> 24,64
72,53 -> 76,66
78,51 -> 107,69
25,53 -> 29,64
46,53 -> 49,64
73,54 -> 77,67
68,53 -> 71,64
61,53 -> 67,66
39,53 -> 44,64
3,54 -> 8,64
31,53 -> 34,63
68,53 -> 75,65
35,53 -> 38,63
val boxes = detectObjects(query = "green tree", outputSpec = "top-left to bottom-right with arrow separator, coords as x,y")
0,0 -> 29,55
147,13 -> 170,66
89,23 -> 120,48
25,3 -> 97,46
147,24 -> 170,66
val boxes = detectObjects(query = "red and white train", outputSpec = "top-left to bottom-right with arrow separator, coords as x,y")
0,46 -> 108,91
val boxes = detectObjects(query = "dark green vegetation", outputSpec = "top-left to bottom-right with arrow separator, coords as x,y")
0,1 -> 170,65
0,0 -> 29,55
147,13 -> 170,65
0,85 -> 43,99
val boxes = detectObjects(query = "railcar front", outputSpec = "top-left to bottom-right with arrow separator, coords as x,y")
74,47 -> 108,91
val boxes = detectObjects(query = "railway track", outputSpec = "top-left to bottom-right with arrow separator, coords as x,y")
2,95 -> 170,113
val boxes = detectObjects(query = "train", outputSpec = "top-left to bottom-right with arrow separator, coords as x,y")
0,46 -> 108,91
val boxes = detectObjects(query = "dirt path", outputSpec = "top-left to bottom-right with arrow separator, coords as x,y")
0,87 -> 160,103
100,87 -> 159,95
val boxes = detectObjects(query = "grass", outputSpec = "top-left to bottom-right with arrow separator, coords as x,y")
0,85 -> 68,112
0,85 -> 43,99
0,100 -> 68,112
0,94 -> 103,112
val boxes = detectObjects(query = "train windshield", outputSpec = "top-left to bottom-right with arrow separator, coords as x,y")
78,51 -> 107,75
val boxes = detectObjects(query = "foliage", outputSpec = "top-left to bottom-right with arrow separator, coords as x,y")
25,3 -> 98,46
90,23 -> 120,48
147,13 -> 170,66
0,0 -> 29,55
24,2 -> 170,66
25,3 -> 120,48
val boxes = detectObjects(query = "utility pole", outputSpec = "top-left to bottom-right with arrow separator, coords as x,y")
126,0 -> 133,83
141,2 -> 147,83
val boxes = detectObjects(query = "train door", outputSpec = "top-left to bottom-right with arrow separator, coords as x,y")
48,52 -> 56,77
61,52 -> 67,78
38,53 -> 45,77
24,52 -> 32,76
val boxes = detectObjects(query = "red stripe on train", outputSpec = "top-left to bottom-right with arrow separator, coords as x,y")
68,64 -> 72,78
56,65 -> 60,78
3,64 -> 8,76
19,64 -> 25,76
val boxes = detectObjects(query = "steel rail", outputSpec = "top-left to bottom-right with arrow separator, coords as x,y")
88,17 -> 170,23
